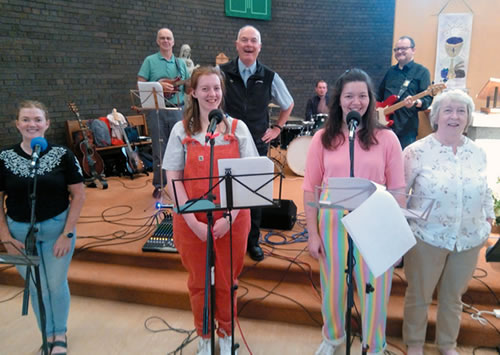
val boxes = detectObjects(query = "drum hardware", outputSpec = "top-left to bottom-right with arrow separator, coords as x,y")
280,123 -> 303,149
268,143 -> 286,171
301,121 -> 315,136
311,113 -> 328,131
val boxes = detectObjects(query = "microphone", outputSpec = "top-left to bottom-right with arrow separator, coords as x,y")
30,137 -> 48,167
205,109 -> 224,143
346,111 -> 361,140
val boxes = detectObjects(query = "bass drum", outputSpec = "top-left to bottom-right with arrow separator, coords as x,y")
286,135 -> 313,176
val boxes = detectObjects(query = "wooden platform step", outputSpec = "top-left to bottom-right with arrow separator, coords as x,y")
1,242 -> 499,347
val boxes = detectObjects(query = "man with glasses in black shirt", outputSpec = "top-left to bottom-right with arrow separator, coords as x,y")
378,36 -> 432,149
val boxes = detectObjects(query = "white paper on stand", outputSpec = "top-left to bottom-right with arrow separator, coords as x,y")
338,181 -> 416,278
137,81 -> 166,109
218,157 -> 274,208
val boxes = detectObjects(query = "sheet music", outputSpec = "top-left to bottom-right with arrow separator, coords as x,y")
317,177 -> 436,277
341,185 -> 416,278
218,157 -> 274,208
137,82 -> 166,109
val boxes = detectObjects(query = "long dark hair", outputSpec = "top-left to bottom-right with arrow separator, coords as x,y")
183,66 -> 229,136
321,68 -> 384,150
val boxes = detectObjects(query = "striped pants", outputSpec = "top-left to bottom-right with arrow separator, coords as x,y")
318,207 -> 394,354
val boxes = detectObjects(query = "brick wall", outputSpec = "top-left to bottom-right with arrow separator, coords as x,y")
0,0 -> 395,147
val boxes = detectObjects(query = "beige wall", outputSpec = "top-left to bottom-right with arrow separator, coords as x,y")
394,0 -> 500,109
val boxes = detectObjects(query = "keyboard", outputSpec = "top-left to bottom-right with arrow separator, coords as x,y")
142,216 -> 177,253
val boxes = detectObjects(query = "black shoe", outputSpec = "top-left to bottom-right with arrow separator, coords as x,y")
248,245 -> 264,261
152,187 -> 162,199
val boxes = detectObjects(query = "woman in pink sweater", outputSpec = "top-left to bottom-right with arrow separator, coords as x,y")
303,69 -> 405,355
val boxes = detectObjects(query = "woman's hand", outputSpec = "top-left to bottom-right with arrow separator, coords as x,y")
213,217 -> 230,239
53,234 -> 72,258
190,220 -> 208,242
2,236 -> 25,255
308,231 -> 324,259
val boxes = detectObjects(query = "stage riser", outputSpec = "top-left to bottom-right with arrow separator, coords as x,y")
1,260 -> 498,347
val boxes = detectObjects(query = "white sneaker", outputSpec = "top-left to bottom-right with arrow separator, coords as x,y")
315,339 -> 337,355
219,335 -> 237,355
197,337 -> 211,355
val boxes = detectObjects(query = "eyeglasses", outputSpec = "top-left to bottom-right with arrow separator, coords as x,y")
393,46 -> 413,52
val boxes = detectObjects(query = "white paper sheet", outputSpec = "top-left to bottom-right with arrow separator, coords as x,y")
137,81 -> 166,109
218,157 -> 274,208
341,184 -> 416,278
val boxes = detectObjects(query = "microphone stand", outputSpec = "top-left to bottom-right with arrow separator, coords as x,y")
223,169 -> 239,355
22,157 -> 49,355
202,132 -> 217,354
346,125 -> 374,355
345,127 -> 356,355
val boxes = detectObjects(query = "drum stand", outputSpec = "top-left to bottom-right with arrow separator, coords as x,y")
268,144 -> 285,171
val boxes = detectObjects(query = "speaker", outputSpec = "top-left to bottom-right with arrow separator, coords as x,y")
486,239 -> 500,262
260,199 -> 297,230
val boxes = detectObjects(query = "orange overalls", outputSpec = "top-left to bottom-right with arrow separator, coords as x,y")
173,119 -> 250,337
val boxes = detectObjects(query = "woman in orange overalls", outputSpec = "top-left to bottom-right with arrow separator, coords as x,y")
163,66 -> 258,355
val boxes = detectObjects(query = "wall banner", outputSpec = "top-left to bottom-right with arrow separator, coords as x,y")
434,13 -> 473,89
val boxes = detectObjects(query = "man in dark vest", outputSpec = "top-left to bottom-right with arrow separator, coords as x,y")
220,25 -> 294,261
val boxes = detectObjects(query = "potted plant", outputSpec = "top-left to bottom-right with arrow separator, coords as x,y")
493,178 -> 500,234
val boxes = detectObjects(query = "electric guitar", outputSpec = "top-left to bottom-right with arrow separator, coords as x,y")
376,83 -> 446,126
112,108 -> 144,175
68,102 -> 108,189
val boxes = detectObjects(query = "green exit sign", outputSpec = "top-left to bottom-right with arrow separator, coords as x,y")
225,0 -> 271,21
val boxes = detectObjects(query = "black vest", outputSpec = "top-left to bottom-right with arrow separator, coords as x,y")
220,59 -> 275,145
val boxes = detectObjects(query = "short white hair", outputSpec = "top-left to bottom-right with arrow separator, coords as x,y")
237,25 -> 261,44
429,89 -> 474,132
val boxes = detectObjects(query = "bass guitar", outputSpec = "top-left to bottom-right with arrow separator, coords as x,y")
68,102 -> 108,189
376,83 -> 446,126
112,108 -> 145,176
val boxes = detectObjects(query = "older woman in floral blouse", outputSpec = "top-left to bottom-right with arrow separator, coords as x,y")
402,89 -> 495,355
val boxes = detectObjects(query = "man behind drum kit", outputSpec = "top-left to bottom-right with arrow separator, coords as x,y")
305,80 -> 330,120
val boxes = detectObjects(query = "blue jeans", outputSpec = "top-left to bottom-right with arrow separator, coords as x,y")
7,209 -> 75,337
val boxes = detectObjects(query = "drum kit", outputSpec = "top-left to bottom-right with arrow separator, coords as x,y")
270,113 -> 328,176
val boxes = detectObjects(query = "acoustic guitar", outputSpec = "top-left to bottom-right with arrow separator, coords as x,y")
158,77 -> 189,99
376,83 -> 446,126
68,102 -> 108,189
112,108 -> 145,176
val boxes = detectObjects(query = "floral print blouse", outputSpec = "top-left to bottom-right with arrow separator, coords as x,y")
403,134 -> 494,252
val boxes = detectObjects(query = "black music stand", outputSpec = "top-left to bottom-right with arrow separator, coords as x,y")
172,157 -> 281,355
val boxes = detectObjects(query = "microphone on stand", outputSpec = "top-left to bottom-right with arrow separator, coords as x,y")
205,109 -> 224,143
346,111 -> 361,140
30,137 -> 48,167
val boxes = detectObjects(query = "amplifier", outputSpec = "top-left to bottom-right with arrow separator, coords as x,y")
260,199 -> 297,230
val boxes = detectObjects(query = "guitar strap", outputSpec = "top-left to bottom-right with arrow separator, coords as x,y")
169,56 -> 183,106
397,63 -> 418,99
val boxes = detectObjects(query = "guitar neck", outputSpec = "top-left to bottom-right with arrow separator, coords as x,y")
384,90 -> 430,115
71,111 -> 90,137
120,124 -> 134,150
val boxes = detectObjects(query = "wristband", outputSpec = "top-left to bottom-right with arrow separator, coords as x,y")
271,124 -> 283,132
